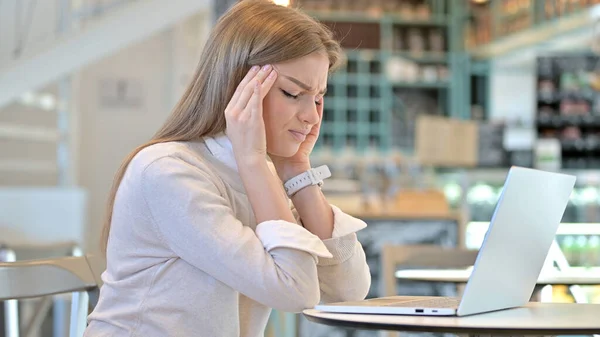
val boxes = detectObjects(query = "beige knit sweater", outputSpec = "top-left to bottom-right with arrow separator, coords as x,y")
84,134 -> 371,337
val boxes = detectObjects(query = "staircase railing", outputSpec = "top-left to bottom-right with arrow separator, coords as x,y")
1,0 -> 138,70
0,0 -> 211,183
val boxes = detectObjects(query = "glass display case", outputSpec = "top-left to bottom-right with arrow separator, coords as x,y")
437,168 -> 600,303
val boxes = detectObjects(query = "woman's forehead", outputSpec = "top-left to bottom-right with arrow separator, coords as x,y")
274,57 -> 329,90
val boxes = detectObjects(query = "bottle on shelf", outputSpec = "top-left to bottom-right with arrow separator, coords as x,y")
559,235 -> 576,266
586,235 -> 600,269
574,235 -> 589,267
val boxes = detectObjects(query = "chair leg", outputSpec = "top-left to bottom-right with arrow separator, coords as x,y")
4,300 -> 19,337
2,248 -> 19,337
53,295 -> 71,337
69,292 -> 89,337
23,297 -> 52,337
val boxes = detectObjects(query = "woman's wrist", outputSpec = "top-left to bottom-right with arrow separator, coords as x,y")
238,157 -> 271,178
289,182 -> 334,239
238,156 -> 296,224
277,163 -> 312,183
237,154 -> 268,168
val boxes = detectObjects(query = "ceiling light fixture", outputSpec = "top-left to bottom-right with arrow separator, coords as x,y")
273,0 -> 290,7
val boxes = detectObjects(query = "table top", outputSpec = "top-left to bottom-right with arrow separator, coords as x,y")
304,301 -> 600,334
395,268 -> 600,285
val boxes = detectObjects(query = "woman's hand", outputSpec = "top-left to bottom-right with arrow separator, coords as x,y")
224,65 -> 296,226
271,99 -> 324,182
225,65 -> 277,166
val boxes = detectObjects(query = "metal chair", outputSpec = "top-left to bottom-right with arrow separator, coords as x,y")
0,186 -> 88,337
1,246 -> 18,337
381,244 -> 478,297
0,241 -> 83,337
0,255 -> 103,337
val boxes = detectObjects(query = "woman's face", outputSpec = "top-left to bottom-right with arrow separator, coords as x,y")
262,52 -> 329,157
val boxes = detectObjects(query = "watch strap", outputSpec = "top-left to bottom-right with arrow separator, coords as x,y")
284,165 -> 331,197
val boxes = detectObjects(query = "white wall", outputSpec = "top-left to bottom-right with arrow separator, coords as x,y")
488,60 -> 537,124
0,88 -> 60,186
76,11 -> 211,252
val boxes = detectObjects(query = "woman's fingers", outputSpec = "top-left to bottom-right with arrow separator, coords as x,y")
233,78 -> 259,118
223,65 -> 272,164
249,80 -> 261,120
260,69 -> 278,99
225,64 -> 276,125
235,65 -> 273,113
225,65 -> 259,114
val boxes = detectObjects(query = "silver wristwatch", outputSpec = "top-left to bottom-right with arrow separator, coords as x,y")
283,165 -> 331,197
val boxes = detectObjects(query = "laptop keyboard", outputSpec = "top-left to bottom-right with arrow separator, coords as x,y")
385,297 -> 460,309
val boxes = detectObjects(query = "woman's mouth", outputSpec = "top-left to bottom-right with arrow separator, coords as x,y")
289,130 -> 307,142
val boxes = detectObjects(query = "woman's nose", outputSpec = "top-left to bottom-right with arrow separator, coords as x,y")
300,102 -> 320,126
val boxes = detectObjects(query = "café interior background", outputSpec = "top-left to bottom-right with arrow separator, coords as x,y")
2,0 -> 600,335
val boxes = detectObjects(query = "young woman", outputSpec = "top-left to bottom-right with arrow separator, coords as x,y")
84,1 -> 371,336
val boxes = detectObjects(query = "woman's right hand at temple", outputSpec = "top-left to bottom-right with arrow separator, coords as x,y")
224,65 -> 278,166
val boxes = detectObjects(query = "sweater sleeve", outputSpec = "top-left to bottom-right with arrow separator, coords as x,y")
317,205 -> 371,303
141,156 -> 332,312
292,204 -> 372,303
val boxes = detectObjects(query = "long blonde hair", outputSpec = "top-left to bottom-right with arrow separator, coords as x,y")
101,0 -> 343,252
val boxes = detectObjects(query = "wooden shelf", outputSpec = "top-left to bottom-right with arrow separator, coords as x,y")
537,115 -> 600,128
305,10 -> 448,26
350,211 -> 460,221
391,81 -> 449,89
388,14 -> 449,26
391,51 -> 449,63
300,0 -> 469,152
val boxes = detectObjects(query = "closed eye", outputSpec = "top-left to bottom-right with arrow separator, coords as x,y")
282,89 -> 323,106
281,89 -> 298,99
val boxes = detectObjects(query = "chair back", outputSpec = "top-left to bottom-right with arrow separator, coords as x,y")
0,255 -> 103,337
381,244 -> 478,297
0,256 -> 97,300
380,245 -> 478,337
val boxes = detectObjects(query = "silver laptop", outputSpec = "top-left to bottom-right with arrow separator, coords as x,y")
315,166 -> 576,316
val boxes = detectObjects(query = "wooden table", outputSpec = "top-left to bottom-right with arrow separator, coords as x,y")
304,301 -> 600,336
